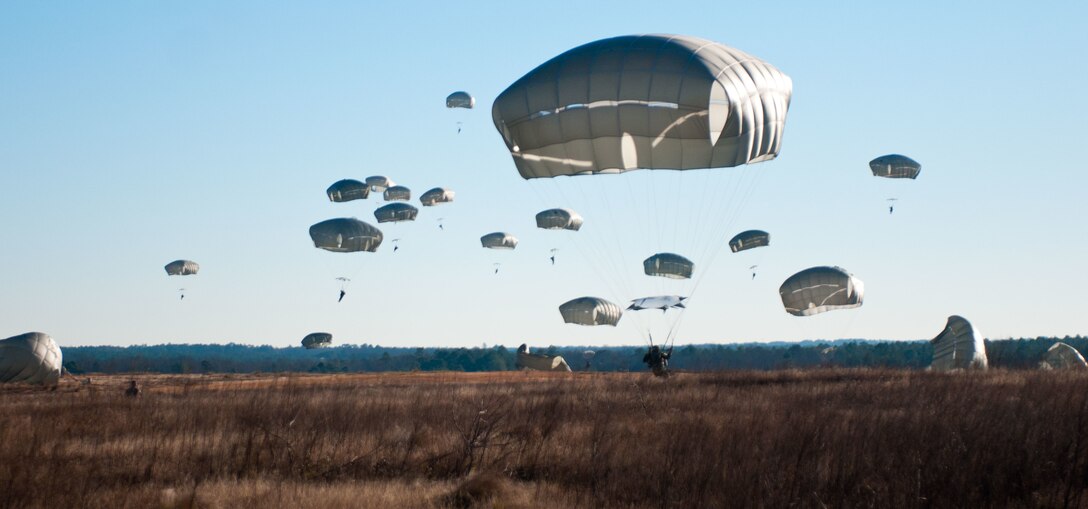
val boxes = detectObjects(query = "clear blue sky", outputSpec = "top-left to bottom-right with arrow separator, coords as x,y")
2,1 -> 1085,348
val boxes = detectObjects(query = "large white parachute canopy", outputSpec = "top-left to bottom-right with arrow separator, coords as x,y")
164,260 -> 199,276
729,230 -> 770,253
446,91 -> 475,109
365,176 -> 395,193
628,295 -> 687,312
930,315 -> 988,370
0,332 -> 62,385
1040,342 -> 1087,370
327,179 -> 370,202
309,218 -> 384,252
374,203 -> 419,223
535,208 -> 584,231
301,333 -> 333,350
870,154 -> 921,179
383,185 -> 411,202
559,297 -> 623,326
643,253 -> 694,279
491,34 -> 792,178
419,187 -> 455,206
480,232 -> 518,250
779,266 -> 864,316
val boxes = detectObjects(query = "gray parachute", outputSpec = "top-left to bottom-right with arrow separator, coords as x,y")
628,295 -> 686,311
870,154 -> 921,179
383,185 -> 411,202
729,230 -> 770,253
559,297 -> 622,326
446,91 -> 475,109
1040,342 -> 1087,370
327,179 -> 370,202
165,260 -> 199,276
643,253 -> 694,279
309,218 -> 384,252
365,176 -> 395,193
779,266 -> 864,316
419,187 -> 455,206
535,208 -> 584,231
930,315 -> 988,370
481,232 -> 518,250
0,332 -> 62,385
516,344 -> 572,372
492,34 -> 792,178
374,202 -> 419,223
302,333 -> 333,350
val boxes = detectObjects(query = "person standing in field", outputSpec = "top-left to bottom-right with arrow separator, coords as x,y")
125,380 -> 140,397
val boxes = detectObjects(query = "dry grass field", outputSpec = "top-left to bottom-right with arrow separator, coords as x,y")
3,369 -> 1088,508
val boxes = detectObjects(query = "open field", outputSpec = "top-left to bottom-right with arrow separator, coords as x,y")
4,369 -> 1088,508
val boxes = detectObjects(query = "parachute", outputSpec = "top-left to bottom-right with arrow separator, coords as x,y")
301,332 -> 333,350
729,230 -> 770,253
930,315 -> 988,370
374,203 -> 419,223
779,266 -> 864,316
164,260 -> 199,276
365,176 -> 395,193
535,208 -> 583,231
1040,342 -> 1087,370
559,297 -> 622,326
492,34 -> 792,178
446,91 -> 475,109
383,185 -> 411,202
480,232 -> 518,249
0,332 -> 62,385
419,187 -> 455,206
643,253 -> 694,279
309,218 -> 383,252
327,179 -> 370,202
870,154 -> 920,179
516,344 -> 572,372
628,295 -> 687,312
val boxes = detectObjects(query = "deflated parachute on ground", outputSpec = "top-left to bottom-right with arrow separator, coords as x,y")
327,179 -> 370,202
930,315 -> 988,370
1040,342 -> 1087,370
374,202 -> 418,223
643,253 -> 694,279
309,218 -> 383,252
516,344 -> 572,372
870,154 -> 921,179
302,333 -> 333,350
492,34 -> 792,178
535,208 -> 583,231
559,297 -> 622,326
0,332 -> 62,385
779,266 -> 864,316
165,260 -> 199,276
729,230 -> 770,253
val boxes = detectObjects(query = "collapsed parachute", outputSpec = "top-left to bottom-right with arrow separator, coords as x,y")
0,332 -> 62,385
302,332 -> 333,350
419,187 -> 455,206
164,260 -> 199,276
365,176 -> 395,193
383,185 -> 411,202
535,208 -> 583,231
870,154 -> 921,179
327,179 -> 370,202
628,295 -> 686,311
374,202 -> 419,223
779,266 -> 864,316
516,344 -> 572,372
481,232 -> 518,249
446,91 -> 475,109
559,297 -> 622,326
930,315 -> 988,370
492,34 -> 792,178
309,218 -> 383,252
729,230 -> 770,253
1040,342 -> 1087,370
643,253 -> 694,279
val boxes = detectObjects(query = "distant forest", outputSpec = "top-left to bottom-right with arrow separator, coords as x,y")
60,336 -> 1087,374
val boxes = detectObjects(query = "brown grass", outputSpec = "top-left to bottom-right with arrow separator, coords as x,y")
3,369 -> 1088,508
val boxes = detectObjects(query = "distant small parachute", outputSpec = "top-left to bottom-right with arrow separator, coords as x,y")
383,185 -> 411,202
870,154 -> 921,179
779,266 -> 864,316
374,202 -> 419,223
1040,342 -> 1087,370
446,91 -> 475,109
559,297 -> 622,326
516,344 -> 571,372
302,332 -> 333,350
165,260 -> 199,276
481,232 -> 518,249
327,179 -> 370,202
628,295 -> 687,312
535,208 -> 584,231
729,230 -> 770,253
930,315 -> 988,370
419,187 -> 455,206
365,176 -> 395,193
0,332 -> 62,385
643,253 -> 694,279
309,218 -> 384,252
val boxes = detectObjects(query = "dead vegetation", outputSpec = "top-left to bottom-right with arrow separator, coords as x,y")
3,369 -> 1088,508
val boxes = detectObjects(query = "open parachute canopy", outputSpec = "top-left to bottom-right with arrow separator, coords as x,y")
164,260 -> 199,276
365,176 -> 395,193
446,91 -> 475,109
0,332 -> 62,385
374,202 -> 419,223
491,34 -> 792,178
481,232 -> 518,249
301,332 -> 333,350
383,185 -> 411,202
628,295 -> 687,312
559,297 -> 623,326
930,315 -> 988,370
779,266 -> 864,316
1040,342 -> 1088,370
419,187 -> 455,206
309,218 -> 383,253
870,154 -> 921,179
729,230 -> 770,253
643,253 -> 694,279
535,208 -> 584,231
327,179 -> 370,202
